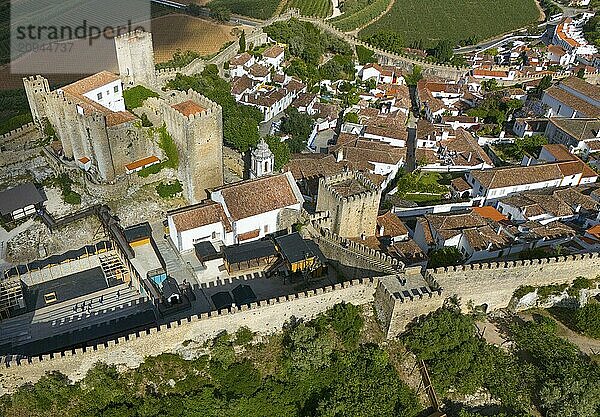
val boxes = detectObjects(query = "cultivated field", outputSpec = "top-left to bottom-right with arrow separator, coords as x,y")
286,0 -> 333,18
207,0 -> 281,19
359,0 -> 541,47
331,0 -> 391,32
149,14 -> 246,63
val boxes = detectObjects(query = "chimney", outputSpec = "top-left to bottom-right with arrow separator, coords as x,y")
467,152 -> 472,163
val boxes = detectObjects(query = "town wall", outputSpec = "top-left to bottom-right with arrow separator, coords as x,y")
0,278 -> 376,395
430,252 -> 600,312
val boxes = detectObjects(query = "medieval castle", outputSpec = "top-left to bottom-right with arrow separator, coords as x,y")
23,31 -> 223,203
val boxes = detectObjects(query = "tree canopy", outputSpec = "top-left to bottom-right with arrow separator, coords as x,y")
166,66 -> 263,152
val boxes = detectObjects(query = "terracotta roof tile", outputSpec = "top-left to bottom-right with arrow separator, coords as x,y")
171,100 -> 205,117
170,201 -> 232,233
216,173 -> 300,220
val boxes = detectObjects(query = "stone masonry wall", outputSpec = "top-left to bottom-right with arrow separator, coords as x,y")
0,279 -> 375,395
431,253 -> 600,312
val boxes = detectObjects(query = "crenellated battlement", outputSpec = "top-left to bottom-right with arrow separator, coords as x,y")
429,251 -> 600,275
1,277 -> 376,369
318,171 -> 379,204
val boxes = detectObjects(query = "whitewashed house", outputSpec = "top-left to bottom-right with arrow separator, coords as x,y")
168,173 -> 304,252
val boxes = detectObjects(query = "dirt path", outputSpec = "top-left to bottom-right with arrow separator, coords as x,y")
274,0 -> 290,16
347,0 -> 395,36
520,310 -> 600,356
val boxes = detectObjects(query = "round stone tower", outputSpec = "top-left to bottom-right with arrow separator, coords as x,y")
250,138 -> 274,179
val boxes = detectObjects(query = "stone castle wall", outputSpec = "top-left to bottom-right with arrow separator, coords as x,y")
378,253 -> 600,338
315,171 -> 381,238
431,252 -> 600,312
145,89 -> 224,203
0,278 -> 376,395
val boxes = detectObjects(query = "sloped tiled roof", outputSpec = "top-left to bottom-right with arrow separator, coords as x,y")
216,173 -> 300,220
170,201 -> 232,233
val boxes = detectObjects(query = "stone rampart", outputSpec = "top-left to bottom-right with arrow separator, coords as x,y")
0,278 -> 375,394
0,123 -> 36,142
430,252 -> 600,312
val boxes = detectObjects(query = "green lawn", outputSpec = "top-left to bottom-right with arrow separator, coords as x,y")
207,0 -> 281,19
359,0 -> 541,48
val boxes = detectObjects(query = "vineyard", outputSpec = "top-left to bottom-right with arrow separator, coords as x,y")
331,0 -> 391,32
359,0 -> 541,48
286,0 -> 332,18
0,0 -> 9,65
206,0 -> 281,19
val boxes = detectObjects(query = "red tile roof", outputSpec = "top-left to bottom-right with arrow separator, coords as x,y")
171,100 -> 205,117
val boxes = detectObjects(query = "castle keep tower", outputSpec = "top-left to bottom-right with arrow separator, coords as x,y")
316,171 -> 381,238
115,30 -> 157,88
149,89 -> 224,203
22,75 -> 50,130
250,138 -> 274,178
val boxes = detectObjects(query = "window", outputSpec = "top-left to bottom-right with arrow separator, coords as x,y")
114,85 -> 119,93
97,92 -> 102,100
264,225 -> 269,233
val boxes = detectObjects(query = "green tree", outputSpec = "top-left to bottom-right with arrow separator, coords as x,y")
427,247 -> 463,269
239,30 -> 246,53
576,303 -> 600,339
265,135 -> 291,170
344,112 -> 359,124
209,4 -> 231,22
404,65 -> 423,86
280,107 -> 314,152
430,39 -> 454,63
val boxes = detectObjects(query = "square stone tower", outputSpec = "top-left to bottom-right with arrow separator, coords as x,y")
316,171 -> 381,238
115,30 -> 157,88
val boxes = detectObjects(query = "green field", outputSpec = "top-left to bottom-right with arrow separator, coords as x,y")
359,0 -> 541,48
287,0 -> 332,17
207,0 -> 281,19
331,0 -> 391,32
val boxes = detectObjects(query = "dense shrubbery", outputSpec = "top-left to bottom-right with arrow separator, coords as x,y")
123,85 -> 159,110
576,303 -> 600,339
0,303 -> 421,417
156,49 -> 201,70
264,19 -> 355,83
404,306 -> 600,416
156,180 -> 183,198
167,66 -> 263,152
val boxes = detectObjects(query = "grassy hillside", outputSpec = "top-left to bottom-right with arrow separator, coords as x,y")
359,0 -> 541,48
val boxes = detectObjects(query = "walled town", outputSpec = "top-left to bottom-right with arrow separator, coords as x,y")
1,1 -> 600,416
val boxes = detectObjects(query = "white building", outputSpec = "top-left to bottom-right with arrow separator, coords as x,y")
542,76 -> 600,119
466,151 -> 598,202
59,71 -> 125,113
167,173 -> 304,252
262,45 -> 285,69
